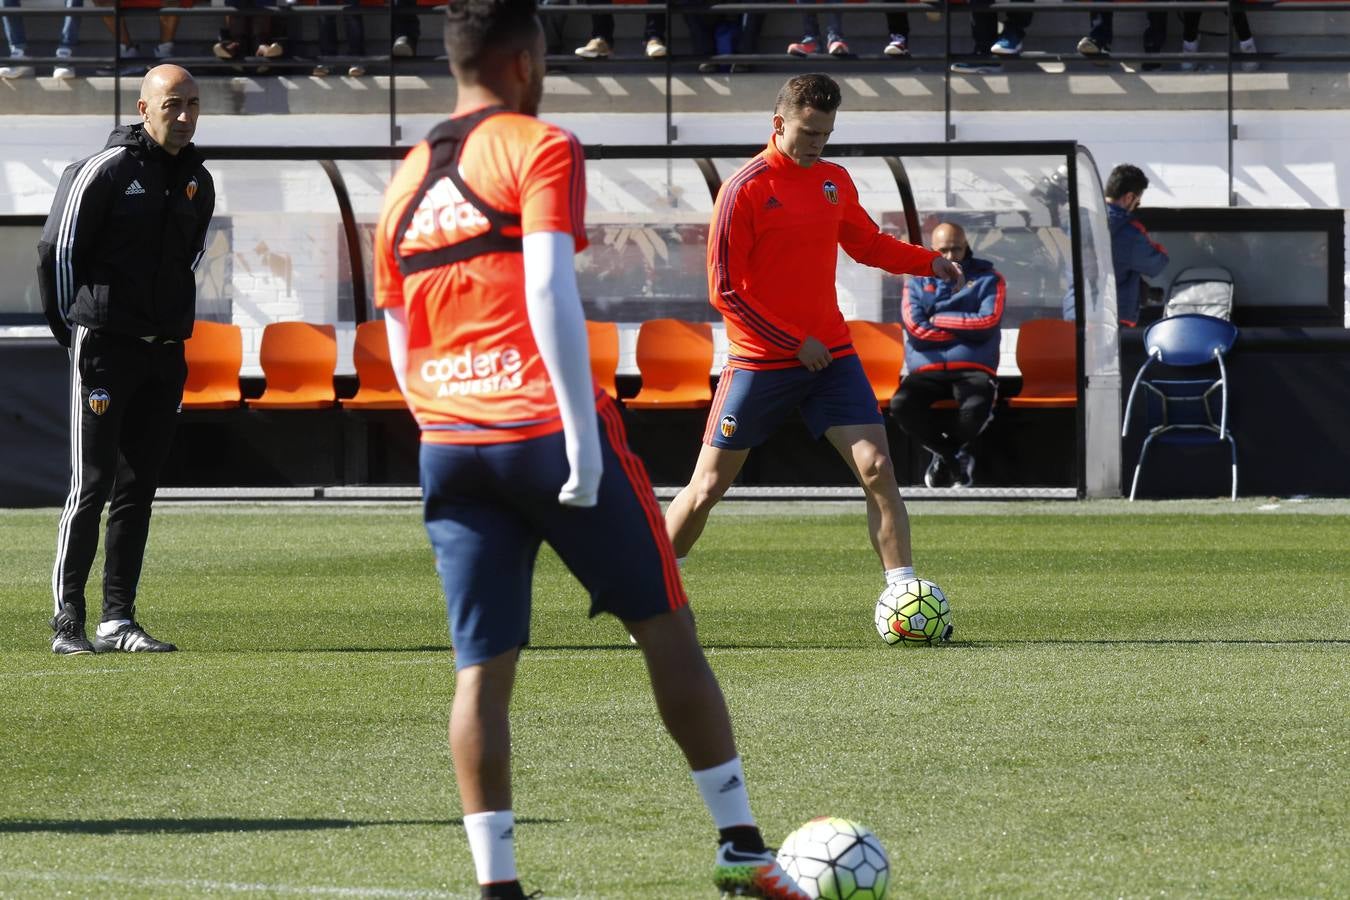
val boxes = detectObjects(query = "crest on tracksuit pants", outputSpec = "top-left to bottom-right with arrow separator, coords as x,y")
88,388 -> 111,415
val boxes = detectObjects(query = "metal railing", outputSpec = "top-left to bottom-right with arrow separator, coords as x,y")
4,0 -> 1348,172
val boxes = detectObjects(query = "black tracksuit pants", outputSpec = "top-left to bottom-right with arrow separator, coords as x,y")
890,369 -> 997,463
52,326 -> 186,625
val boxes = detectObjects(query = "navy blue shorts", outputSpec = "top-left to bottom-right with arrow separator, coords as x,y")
703,354 -> 883,450
419,396 -> 687,669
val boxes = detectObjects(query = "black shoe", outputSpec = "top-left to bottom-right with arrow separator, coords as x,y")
50,608 -> 94,655
93,621 -> 177,653
953,449 -> 976,488
479,882 -> 542,900
923,452 -> 949,488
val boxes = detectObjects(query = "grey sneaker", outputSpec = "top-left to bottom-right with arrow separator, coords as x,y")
1076,35 -> 1108,56
950,58 -> 1001,74
51,608 -> 94,655
93,621 -> 177,653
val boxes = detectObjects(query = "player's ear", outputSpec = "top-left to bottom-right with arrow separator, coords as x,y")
772,113 -> 785,135
513,46 -> 533,84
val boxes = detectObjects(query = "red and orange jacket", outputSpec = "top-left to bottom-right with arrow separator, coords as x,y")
708,136 -> 940,370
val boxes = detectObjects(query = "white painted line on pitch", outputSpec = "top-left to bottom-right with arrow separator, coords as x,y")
0,666 -> 138,679
0,869 -> 598,899
0,868 -> 455,898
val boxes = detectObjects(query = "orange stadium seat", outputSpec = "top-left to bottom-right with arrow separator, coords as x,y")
180,320 -> 243,410
585,320 -> 621,400
1006,318 -> 1077,408
341,319 -> 407,410
627,319 -> 714,409
846,320 -> 906,408
247,322 -> 338,410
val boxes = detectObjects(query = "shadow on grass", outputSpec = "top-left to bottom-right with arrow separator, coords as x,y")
532,638 -> 1350,652
0,816 -> 560,835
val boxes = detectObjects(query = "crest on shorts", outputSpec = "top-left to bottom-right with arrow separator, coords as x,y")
88,388 -> 111,416
822,180 -> 839,205
719,415 -> 738,438
186,177 -> 198,201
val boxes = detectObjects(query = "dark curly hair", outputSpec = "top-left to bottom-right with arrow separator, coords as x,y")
443,0 -> 540,72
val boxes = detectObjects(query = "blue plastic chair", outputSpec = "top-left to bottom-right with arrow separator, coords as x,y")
1122,313 -> 1240,501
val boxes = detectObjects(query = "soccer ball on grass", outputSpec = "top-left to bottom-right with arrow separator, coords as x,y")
776,816 -> 889,900
874,579 -> 952,645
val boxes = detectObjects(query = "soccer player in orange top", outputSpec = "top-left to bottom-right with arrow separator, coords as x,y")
374,2 -> 808,898
665,73 -> 965,599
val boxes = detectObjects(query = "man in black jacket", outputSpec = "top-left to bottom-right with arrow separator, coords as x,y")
38,64 -> 215,655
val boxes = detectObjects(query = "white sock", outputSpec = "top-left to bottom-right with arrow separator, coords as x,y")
676,557 -> 687,570
692,757 -> 755,830
463,810 -> 517,886
884,566 -> 916,586
97,619 -> 131,637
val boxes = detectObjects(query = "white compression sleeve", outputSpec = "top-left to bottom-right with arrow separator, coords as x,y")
523,230 -> 602,507
383,307 -> 410,396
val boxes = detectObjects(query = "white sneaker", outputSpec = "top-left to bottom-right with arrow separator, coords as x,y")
155,41 -> 174,59
884,34 -> 909,57
1181,38 -> 1200,72
645,37 -> 667,58
311,63 -> 330,77
1237,36 -> 1259,72
574,36 -> 610,59
347,64 -> 365,77
391,34 -> 413,57
0,49 -> 34,79
120,43 -> 141,59
52,45 -> 74,79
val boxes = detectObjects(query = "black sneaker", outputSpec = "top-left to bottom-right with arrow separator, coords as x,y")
953,449 -> 976,488
93,621 -> 178,653
923,452 -> 949,488
50,608 -> 94,655
479,883 -> 542,900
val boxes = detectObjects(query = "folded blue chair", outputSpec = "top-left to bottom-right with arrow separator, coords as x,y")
1122,313 -> 1239,501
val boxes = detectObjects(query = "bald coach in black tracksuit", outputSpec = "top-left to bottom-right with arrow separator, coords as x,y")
38,64 -> 215,655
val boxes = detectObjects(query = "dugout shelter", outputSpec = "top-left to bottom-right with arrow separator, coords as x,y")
1,140 -> 1131,503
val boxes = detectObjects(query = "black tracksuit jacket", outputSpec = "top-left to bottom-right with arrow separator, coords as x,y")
37,123 -> 216,347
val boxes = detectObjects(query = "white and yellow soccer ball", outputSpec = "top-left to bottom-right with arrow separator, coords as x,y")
776,816 -> 890,900
874,579 -> 952,645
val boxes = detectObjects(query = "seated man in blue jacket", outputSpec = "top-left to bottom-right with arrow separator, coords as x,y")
891,222 -> 1004,488
1104,163 -> 1169,326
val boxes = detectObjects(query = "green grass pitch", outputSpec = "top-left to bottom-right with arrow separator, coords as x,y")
1,500 -> 1346,898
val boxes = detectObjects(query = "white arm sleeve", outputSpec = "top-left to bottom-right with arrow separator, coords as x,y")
523,230 -> 602,507
383,307 -> 410,397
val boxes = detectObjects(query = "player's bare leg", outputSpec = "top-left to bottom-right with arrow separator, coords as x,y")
825,423 -> 913,569
449,648 -> 518,814
628,607 -> 810,900
626,606 -> 736,768
664,443 -> 751,558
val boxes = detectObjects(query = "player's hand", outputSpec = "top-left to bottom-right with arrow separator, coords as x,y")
932,257 -> 966,294
558,466 -> 601,508
796,336 -> 833,372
